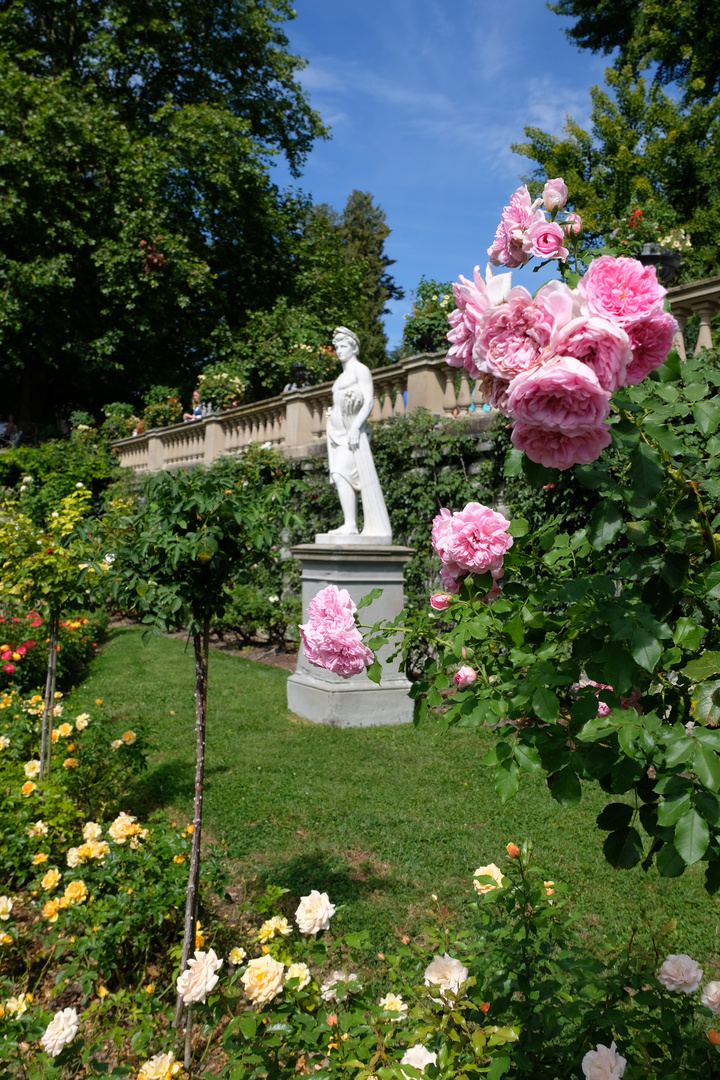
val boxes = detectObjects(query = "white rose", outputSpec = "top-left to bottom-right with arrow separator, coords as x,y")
701,980 -> 720,1015
66,848 -> 81,868
657,953 -> 703,993
41,1007 -> 79,1056
400,1045 -> 437,1075
424,953 -> 469,1000
0,896 -> 13,920
176,948 -> 223,1005
320,969 -> 360,1002
285,962 -> 311,990
581,1040 -> 626,1080
0,736 -> 9,750
24,760 -> 41,779
295,890 -> 335,935
241,954 -> 285,1004
27,820 -> 48,837
82,822 -> 102,841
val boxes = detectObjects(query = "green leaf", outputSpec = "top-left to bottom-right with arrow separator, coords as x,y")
596,802 -> 633,831
504,615 -> 524,647
673,617 -> 705,650
693,401 -> 720,435
705,861 -> 720,895
693,745 -> 720,791
357,588 -> 383,610
366,659 -> 382,684
532,686 -> 559,722
548,766 -> 581,807
693,679 -> 720,725
578,713 -> 619,741
486,1055 -> 512,1080
674,809 -> 710,865
656,842 -> 686,877
503,448 -> 524,477
603,826 -> 643,868
514,742 -> 542,772
494,759 -> 519,802
681,652 -> 720,682
630,625 -> 662,672
628,442 -> 665,500
657,793 -> 691,827
508,517 -> 529,537
238,1014 -> 257,1039
587,501 -> 624,550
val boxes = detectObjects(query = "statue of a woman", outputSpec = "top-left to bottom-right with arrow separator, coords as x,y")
322,327 -> 393,543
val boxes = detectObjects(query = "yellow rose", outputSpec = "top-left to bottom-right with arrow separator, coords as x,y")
32,851 -> 49,865
473,863 -> 504,895
63,880 -> 88,905
63,758 -> 78,769
241,954 -> 285,1005
121,730 -> 136,744
57,722 -> 73,737
43,898 -> 60,922
21,781 -> 36,796
41,868 -> 61,892
108,812 -> 141,844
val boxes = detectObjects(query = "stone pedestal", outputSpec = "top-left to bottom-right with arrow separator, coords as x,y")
287,543 -> 414,727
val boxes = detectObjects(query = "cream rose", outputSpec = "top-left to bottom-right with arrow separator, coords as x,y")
41,1007 -> 79,1056
41,868 -> 61,892
400,1045 -> 437,1075
285,962 -> 311,990
229,947 -> 247,965
137,1050 -> 182,1079
581,1040 -> 626,1079
108,812 -> 141,844
24,760 -> 41,779
177,948 -> 223,1005
66,848 -> 81,868
657,953 -> 703,993
82,822 -> 102,841
379,991 -> 408,1019
75,713 -> 90,730
320,969 -> 360,1002
702,980 -> 720,1016
241,954 -> 285,1005
27,820 -> 48,837
424,953 -> 469,1000
295,890 -> 335,935
472,863 -> 504,894
0,896 -> 12,920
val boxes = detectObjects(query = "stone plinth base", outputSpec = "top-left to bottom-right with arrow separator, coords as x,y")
287,543 -> 414,727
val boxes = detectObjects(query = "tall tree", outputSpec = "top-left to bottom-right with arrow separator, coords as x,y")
550,0 -> 720,104
0,1 -> 327,422
512,66 -> 720,278
339,190 -> 404,368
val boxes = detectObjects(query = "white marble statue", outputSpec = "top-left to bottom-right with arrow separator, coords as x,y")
319,326 -> 392,544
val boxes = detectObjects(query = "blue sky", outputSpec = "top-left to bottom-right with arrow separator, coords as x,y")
271,0 -> 609,351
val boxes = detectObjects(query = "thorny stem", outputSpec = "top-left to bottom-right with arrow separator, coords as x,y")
39,615 -> 58,784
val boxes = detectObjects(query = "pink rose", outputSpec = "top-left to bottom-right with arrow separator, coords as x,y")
475,371 -> 510,411
564,212 -> 582,236
474,282 -> 574,382
299,624 -> 374,679
439,564 -> 464,593
542,178 -> 568,211
446,268 -> 487,374
487,186 -> 545,269
506,356 -> 610,432
555,317 -> 632,392
454,665 -> 477,688
430,593 -> 453,611
624,309 -> 677,384
306,585 -> 356,632
578,256 -> 666,325
2,663 -> 15,674
527,219 -> 569,261
657,954 -> 703,993
432,503 -> 513,576
511,422 -> 612,471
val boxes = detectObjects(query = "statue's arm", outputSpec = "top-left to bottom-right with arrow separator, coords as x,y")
347,365 -> 375,449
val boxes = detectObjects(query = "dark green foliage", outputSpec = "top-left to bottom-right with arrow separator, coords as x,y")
550,0 -> 720,104
398,277 -> 456,358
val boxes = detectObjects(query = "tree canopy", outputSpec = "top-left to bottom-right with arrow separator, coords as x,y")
550,0 -> 720,104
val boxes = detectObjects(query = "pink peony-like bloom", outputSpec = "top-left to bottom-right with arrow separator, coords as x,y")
474,282 -> 574,382
446,266 -> 514,375
555,317 -> 632,392
657,953 -> 703,993
430,593 -> 453,611
439,564 -> 464,593
578,256 -> 666,326
487,186 -> 545,269
432,503 -> 513,577
564,212 -> 582,236
542,178 -> 568,211
306,585 -> 356,633
511,422 -> 612,471
454,665 -> 477,688
527,219 -> 569,261
475,370 -> 510,411
624,309 -> 678,384
506,356 -> 611,433
300,624 -> 374,679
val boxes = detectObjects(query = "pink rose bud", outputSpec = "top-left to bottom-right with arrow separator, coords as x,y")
542,178 -> 568,211
564,212 -> 582,236
430,593 -> 453,611
527,219 -> 569,261
454,665 -> 477,688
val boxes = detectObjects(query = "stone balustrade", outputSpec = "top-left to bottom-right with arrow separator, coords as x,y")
113,352 -> 486,473
667,275 -> 720,359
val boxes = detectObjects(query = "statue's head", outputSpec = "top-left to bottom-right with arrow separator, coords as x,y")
332,326 -> 360,359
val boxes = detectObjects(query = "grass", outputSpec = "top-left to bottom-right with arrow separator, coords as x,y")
68,626 -> 720,962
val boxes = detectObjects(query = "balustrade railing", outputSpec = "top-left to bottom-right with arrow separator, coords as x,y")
112,352 -> 487,473
667,275 -> 720,359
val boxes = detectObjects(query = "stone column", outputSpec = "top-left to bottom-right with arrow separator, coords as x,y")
147,431 -> 165,471
695,302 -> 716,355
404,356 -> 446,413
287,543 -> 414,727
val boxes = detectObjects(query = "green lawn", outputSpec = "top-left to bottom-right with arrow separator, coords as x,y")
68,626 -> 719,959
